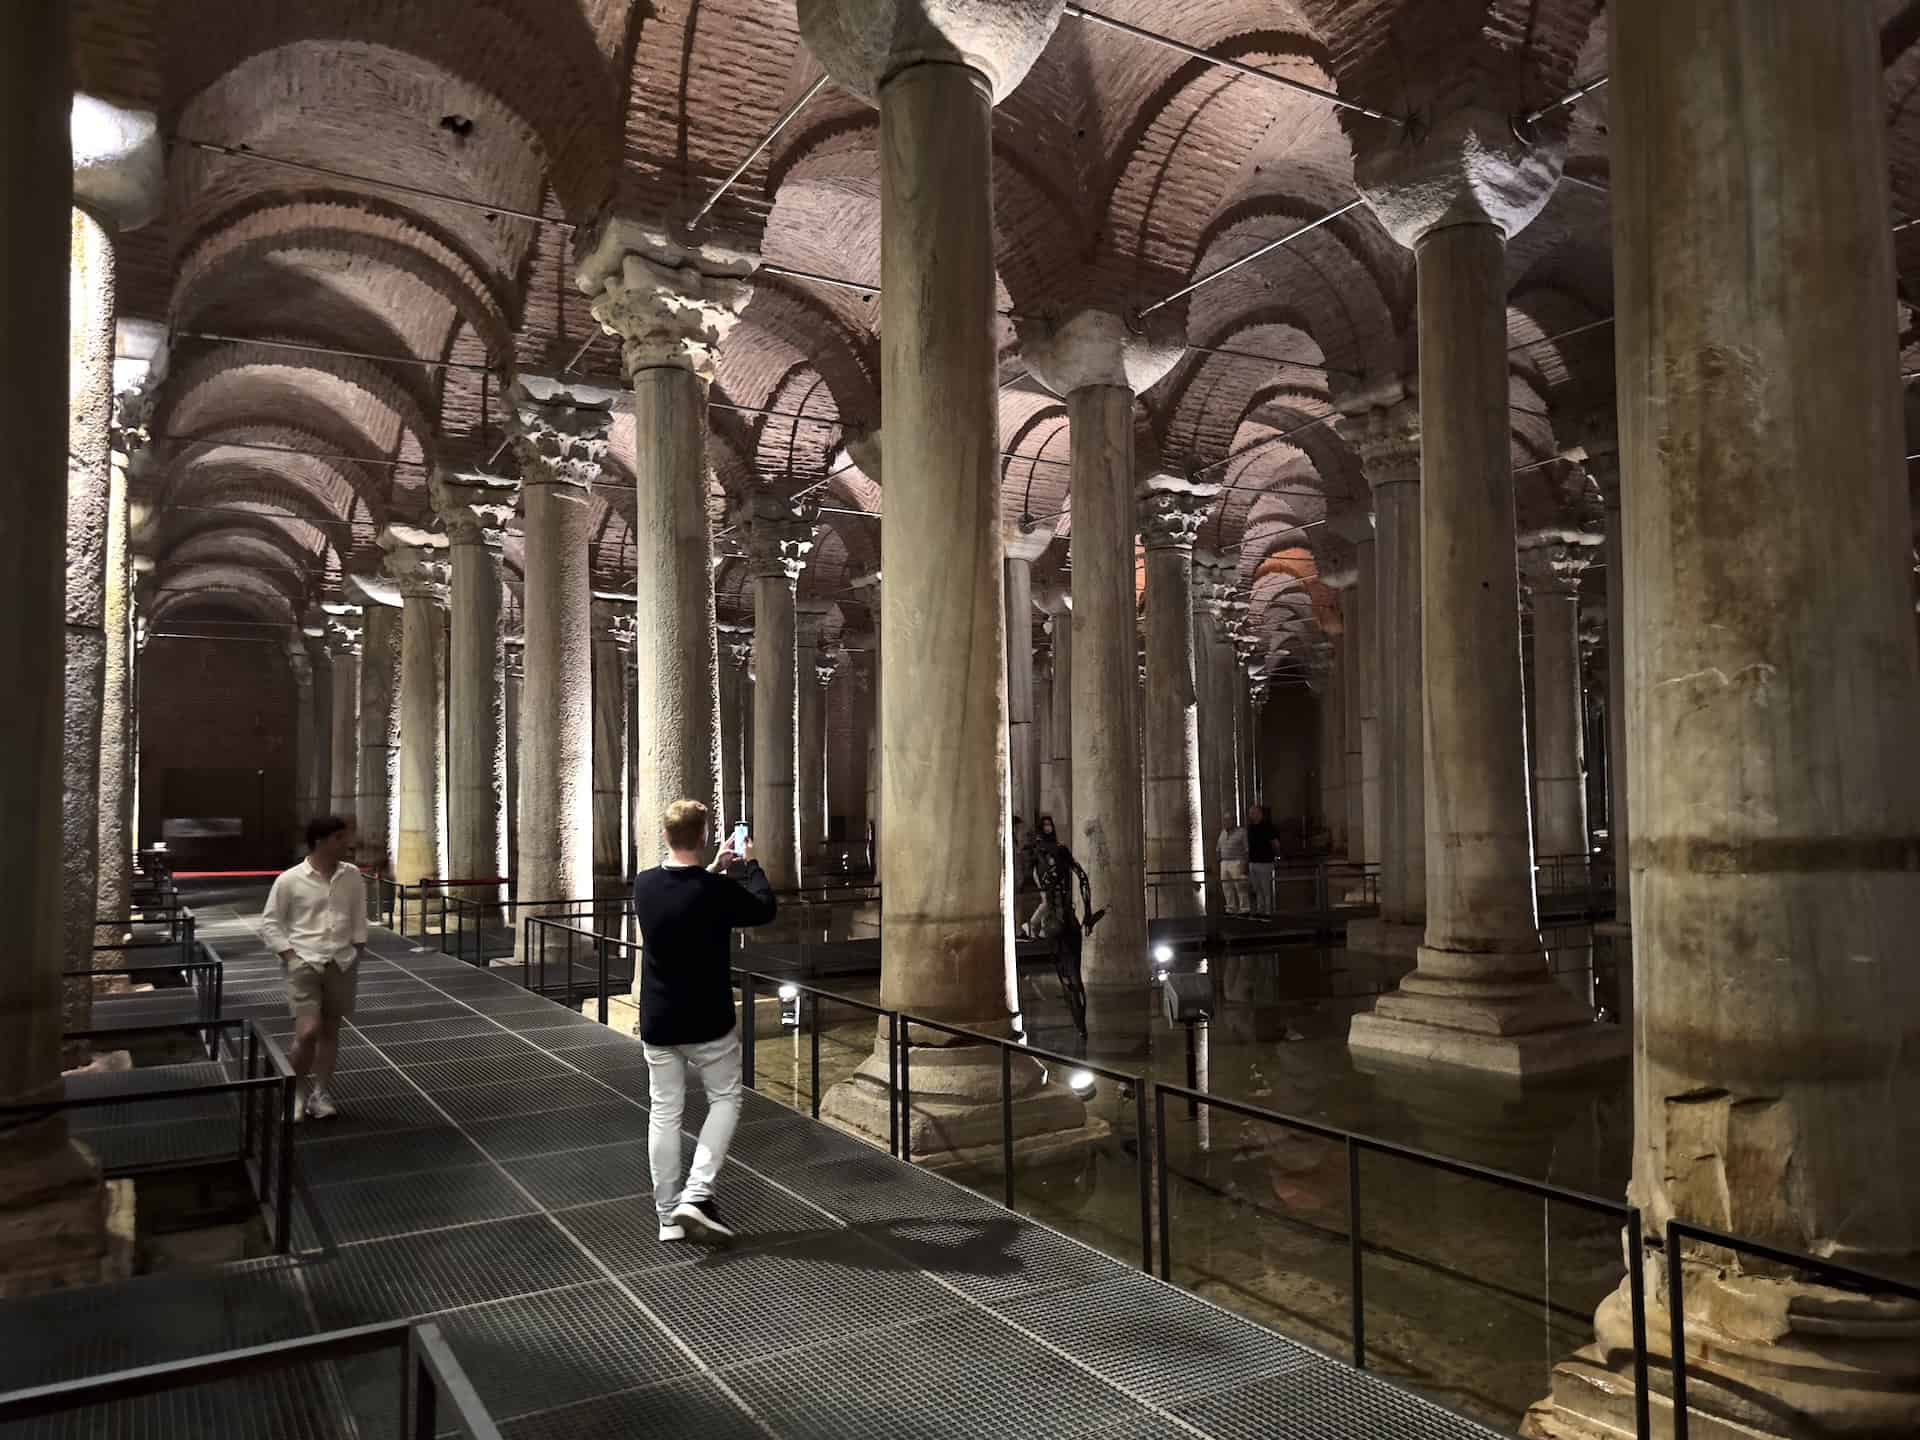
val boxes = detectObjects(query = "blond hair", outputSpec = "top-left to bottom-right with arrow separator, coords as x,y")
662,799 -> 710,852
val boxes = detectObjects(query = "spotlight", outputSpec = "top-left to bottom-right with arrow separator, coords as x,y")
777,982 -> 800,1028
777,983 -> 799,1001
1152,944 -> 1174,964
1067,1068 -> 1098,1100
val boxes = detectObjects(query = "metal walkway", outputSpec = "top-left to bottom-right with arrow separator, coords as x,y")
3,901 -> 1507,1440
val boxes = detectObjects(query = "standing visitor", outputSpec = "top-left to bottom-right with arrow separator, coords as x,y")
632,800 -> 778,1243
261,816 -> 367,1120
1217,819 -> 1251,914
1246,804 -> 1279,916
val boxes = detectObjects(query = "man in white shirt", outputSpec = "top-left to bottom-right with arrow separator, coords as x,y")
260,816 -> 368,1119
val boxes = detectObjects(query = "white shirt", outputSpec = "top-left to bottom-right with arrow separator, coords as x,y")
261,858 -> 369,970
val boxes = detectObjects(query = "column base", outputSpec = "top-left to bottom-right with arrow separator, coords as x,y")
1522,1265 -> 1920,1440
820,1035 -> 1100,1166
1348,947 -> 1628,1078
0,1135 -> 135,1299
1343,917 -> 1425,959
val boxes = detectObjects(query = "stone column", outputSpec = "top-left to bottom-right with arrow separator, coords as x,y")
1247,677 -> 1268,804
580,232 -> 749,872
1530,4 -> 1920,1431
286,642 -> 316,841
381,532 -> 450,886
1022,312 -> 1179,993
1340,582 -> 1367,862
1352,400 -> 1425,936
1139,480 -> 1212,919
1038,591 -> 1073,837
1003,528 -> 1047,828
2,14 -> 122,1294
591,600 -> 633,888
851,571 -> 880,872
1349,109 -> 1621,1075
325,613 -> 361,816
1584,435 -> 1629,927
1317,644 -> 1345,851
509,379 -> 606,922
1354,536 -> 1381,867
434,475 -> 512,898
717,622 -> 753,835
95,420 -> 136,938
62,207 -> 115,1006
1193,549 -> 1239,919
797,601 -> 835,878
743,498 -> 813,891
803,0 -> 1086,1156
305,634 -> 333,821
355,600 -> 402,872
1520,543 -> 1590,868
502,640 -> 522,877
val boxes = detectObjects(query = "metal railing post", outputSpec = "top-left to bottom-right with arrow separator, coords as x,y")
275,1075 -> 294,1254
596,934 -> 610,1026
1155,1084 -> 1171,1279
1627,1210 -> 1651,1440
899,1024 -> 912,1166
886,1013 -> 900,1158
1347,1137 -> 1366,1368
740,973 -> 756,1087
809,993 -> 822,1120
242,1027 -> 259,1155
1000,1043 -> 1014,1208
1135,1080 -> 1152,1275
407,1330 -> 437,1440
1667,1226 -> 1690,1440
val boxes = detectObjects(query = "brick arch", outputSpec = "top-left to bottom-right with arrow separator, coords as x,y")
1159,311 -> 1334,470
732,280 -> 879,431
150,563 -> 303,623
160,506 -> 341,578
1100,27 -> 1345,303
751,368 -> 844,489
1186,186 -> 1406,380
162,525 -> 325,597
159,428 -> 390,535
167,8 -> 616,224
1001,400 -> 1072,532
1507,284 -> 1610,406
173,200 -> 517,364
156,342 -> 436,480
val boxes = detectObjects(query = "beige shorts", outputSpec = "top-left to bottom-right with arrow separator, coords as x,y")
286,960 -> 358,1022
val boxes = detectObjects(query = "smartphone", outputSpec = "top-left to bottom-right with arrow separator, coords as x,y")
728,822 -> 750,853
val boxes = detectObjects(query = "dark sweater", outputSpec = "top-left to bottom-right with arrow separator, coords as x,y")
1247,820 -> 1280,865
632,861 -> 778,1046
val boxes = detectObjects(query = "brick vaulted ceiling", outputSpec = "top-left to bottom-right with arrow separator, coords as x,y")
71,0 -> 1920,679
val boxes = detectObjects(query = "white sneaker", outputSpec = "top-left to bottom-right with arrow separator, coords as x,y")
292,1088 -> 310,1123
306,1088 -> 339,1120
658,1221 -> 686,1242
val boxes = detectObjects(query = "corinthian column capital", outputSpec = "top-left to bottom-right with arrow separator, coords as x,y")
576,221 -> 756,384
740,495 -> 819,581
509,376 -> 615,491
1345,398 -> 1422,492
1137,476 -> 1217,553
431,470 -> 517,548
378,525 -> 451,604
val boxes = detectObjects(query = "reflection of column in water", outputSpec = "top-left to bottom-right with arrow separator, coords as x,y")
1193,1021 -> 1210,1152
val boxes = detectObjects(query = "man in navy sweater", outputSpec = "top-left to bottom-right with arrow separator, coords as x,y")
632,799 -> 778,1243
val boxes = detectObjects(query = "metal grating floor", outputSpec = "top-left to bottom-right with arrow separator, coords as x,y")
1,897 -> 1510,1440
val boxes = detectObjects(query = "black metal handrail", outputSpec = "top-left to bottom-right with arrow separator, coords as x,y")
0,1320 -> 502,1438
2,1017 -> 298,1253
729,969 -> 899,1157
521,914 -> 639,1014
64,959 -> 224,1029
1150,1077 -> 1650,1438
1664,1219 -> 1920,1440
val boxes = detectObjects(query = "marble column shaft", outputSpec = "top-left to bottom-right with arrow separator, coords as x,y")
356,604 -> 401,871
717,627 -> 752,835
518,473 -> 594,908
1140,488 -> 1209,919
328,635 -> 360,816
751,553 -> 802,892
288,645 -> 316,839
873,60 -> 1013,1022
1595,457 -> 1629,924
592,614 -> 631,883
1596,0 -> 1920,1424
1003,544 -> 1042,828
95,444 -> 132,938
307,640 -> 333,819
63,208 -> 114,1008
1067,388 -> 1147,986
1354,538 -> 1381,866
797,603 -> 833,873
1525,566 -> 1587,862
1040,600 -> 1073,838
2,2 -> 117,1297
386,545 -> 449,886
1319,652 -> 1346,851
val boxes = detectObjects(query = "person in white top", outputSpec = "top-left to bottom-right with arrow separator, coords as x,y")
1216,822 -> 1252,915
260,816 -> 368,1120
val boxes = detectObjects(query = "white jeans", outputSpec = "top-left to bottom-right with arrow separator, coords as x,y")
642,1029 -> 743,1222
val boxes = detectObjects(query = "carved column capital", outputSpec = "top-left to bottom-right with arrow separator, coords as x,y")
741,496 -> 819,581
1192,548 -> 1242,623
1346,400 -> 1422,492
1138,477 -> 1217,553
431,470 -> 517,548
509,376 -> 615,491
1518,538 -> 1595,597
593,597 -> 637,649
577,224 -> 756,385
378,526 -> 451,605
719,622 -> 755,671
